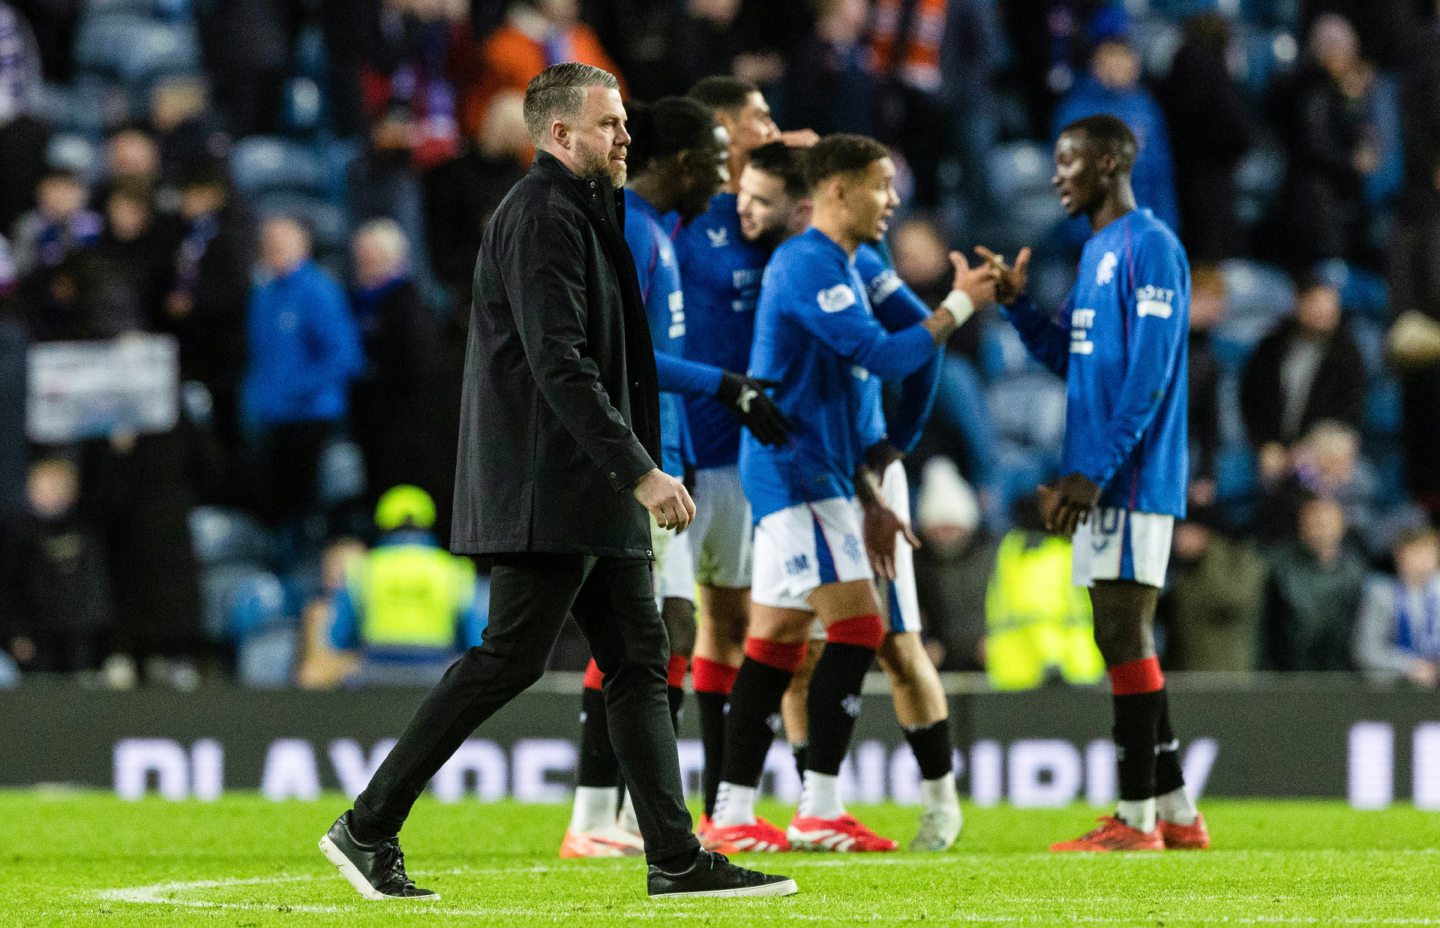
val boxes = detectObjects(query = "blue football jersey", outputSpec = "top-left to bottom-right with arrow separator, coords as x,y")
740,229 -> 939,521
852,244 -> 943,454
1003,208 -> 1189,516
675,192 -> 771,469
624,189 -> 690,477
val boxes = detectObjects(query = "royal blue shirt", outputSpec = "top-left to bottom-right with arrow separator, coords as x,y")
852,244 -> 944,454
624,189 -> 723,476
741,228 -> 939,521
1003,209 -> 1189,517
675,192 -> 771,469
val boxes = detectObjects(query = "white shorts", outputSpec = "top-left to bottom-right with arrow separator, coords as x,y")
687,465 -> 753,588
661,528 -> 695,602
1071,507 -> 1174,589
877,460 -> 921,635
752,497 -> 873,612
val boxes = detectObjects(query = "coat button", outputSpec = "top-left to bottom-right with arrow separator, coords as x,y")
646,550 -> 653,557
609,471 -> 617,480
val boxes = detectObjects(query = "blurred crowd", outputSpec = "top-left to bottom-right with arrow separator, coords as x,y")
1,0 -> 1438,691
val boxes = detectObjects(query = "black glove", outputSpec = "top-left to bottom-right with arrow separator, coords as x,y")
716,372 -> 791,447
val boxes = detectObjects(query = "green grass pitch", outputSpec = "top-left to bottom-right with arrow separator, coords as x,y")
8,792 -> 1439,926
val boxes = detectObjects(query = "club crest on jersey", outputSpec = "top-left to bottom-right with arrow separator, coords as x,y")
1096,251 -> 1117,286
706,227 -> 729,248
817,283 -> 856,313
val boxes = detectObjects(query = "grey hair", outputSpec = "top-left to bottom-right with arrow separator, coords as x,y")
355,217 -> 410,265
522,62 -> 618,144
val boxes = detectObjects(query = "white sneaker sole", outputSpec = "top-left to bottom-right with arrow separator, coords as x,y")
650,878 -> 799,899
318,835 -> 441,902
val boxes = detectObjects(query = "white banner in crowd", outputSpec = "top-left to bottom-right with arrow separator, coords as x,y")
27,335 -> 179,443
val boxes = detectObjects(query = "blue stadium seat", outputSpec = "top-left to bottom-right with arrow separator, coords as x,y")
1133,14 -> 1181,77
227,571 -> 289,640
46,134 -> 100,185
1234,139 -> 1285,226
236,628 -> 298,688
986,373 -> 1067,454
1215,445 -> 1258,504
318,439 -> 366,509
190,506 -> 272,566
1366,378 -> 1403,440
199,563 -> 263,640
1236,28 -> 1299,95
1221,258 -> 1293,322
987,141 -> 1052,202
73,14 -> 200,84
230,136 -> 329,199
254,191 -> 349,256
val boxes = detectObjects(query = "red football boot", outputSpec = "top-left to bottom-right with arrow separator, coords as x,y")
1049,817 -> 1165,852
1159,813 -> 1211,850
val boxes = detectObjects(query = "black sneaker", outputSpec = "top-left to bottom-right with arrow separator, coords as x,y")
647,849 -> 798,898
318,812 -> 439,901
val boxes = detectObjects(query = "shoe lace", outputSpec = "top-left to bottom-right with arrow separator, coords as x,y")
700,849 -> 761,880
375,842 -> 414,888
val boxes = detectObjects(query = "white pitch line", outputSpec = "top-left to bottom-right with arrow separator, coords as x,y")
94,869 -> 1440,925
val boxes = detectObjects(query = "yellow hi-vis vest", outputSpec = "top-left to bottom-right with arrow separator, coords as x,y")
984,531 -> 1104,690
349,544 -> 476,649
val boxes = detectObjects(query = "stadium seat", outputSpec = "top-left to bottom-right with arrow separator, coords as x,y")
253,191 -> 349,256
1366,379 -> 1403,440
236,627 -> 298,688
318,439 -> 366,510
227,570 -> 289,640
1234,139 -> 1285,226
45,134 -> 100,185
1132,14 -> 1181,77
986,373 -> 1067,453
190,506 -> 272,567
230,136 -> 330,199
1220,258 -> 1293,322
73,14 -> 200,85
1236,28 -> 1299,96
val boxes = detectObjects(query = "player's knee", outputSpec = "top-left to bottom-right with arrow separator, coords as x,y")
662,599 -> 697,657
826,614 -> 885,651
1092,622 -> 1146,666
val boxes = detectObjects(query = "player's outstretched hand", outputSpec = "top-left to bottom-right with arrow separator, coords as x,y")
633,468 -> 696,531
779,128 -> 820,149
950,250 -> 997,310
975,246 -> 1031,305
717,372 -> 792,446
1037,472 -> 1101,536
861,498 -> 920,580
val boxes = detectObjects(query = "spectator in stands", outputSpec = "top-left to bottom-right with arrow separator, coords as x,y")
1354,525 -> 1440,687
0,454 -> 113,675
777,0 -> 878,139
1390,3 -> 1440,521
1159,507 -> 1267,672
1052,6 -> 1179,233
329,485 -> 486,686
983,494 -> 1103,691
100,127 -> 164,204
1158,12 -> 1252,262
348,219 -> 444,511
161,162 -> 256,472
149,76 -> 232,191
0,2 -> 48,237
244,216 -> 362,527
1188,264 -> 1224,508
296,536 -> 365,689
1262,494 -> 1366,671
423,90 -> 528,313
362,0 -> 462,174
95,180 -> 175,320
1240,277 -> 1366,484
912,457 -> 994,672
452,0 -> 625,140
0,311 -> 21,520
12,168 -> 102,280
1256,420 -> 1378,550
1273,13 -> 1379,271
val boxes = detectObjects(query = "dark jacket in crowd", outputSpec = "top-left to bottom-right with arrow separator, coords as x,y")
422,143 -> 525,312
1189,329 -> 1222,484
915,533 -> 998,672
452,151 -> 661,558
1239,317 -> 1367,448
1160,532 -> 1267,671
1262,540 -> 1367,671
1158,23 -> 1252,261
0,318 -> 23,519
0,510 -> 113,640
161,205 -> 255,394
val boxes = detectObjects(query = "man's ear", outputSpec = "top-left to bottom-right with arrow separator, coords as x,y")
550,119 -> 569,150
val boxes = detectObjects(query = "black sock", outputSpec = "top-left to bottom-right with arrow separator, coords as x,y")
1112,690 -> 1163,801
576,686 -> 620,788
696,690 -> 728,817
1154,688 -> 1186,796
805,642 -> 875,775
791,741 -> 808,778
719,658 -> 793,787
903,719 -> 954,781
667,685 -> 685,735
652,845 -> 701,874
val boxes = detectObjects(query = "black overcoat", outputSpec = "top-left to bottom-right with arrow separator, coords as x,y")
451,150 -> 661,558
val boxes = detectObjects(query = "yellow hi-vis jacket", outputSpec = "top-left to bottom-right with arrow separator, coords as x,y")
984,531 -> 1104,690
348,541 -> 477,650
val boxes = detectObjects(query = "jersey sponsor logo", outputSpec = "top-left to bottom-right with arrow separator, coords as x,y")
867,269 -> 903,304
817,283 -> 856,313
784,553 -> 810,577
668,290 -> 686,338
1135,285 -> 1176,319
1071,307 -> 1095,355
706,227 -> 729,248
1096,251 -> 1117,286
850,365 -> 870,382
658,240 -> 675,267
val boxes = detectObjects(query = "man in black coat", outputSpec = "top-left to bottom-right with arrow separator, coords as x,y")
318,62 -> 796,902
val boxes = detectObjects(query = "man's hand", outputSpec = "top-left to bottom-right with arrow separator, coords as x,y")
1407,659 -> 1439,689
862,497 -> 920,580
975,246 -> 1031,305
1037,472 -> 1102,536
632,468 -> 696,531
717,372 -> 791,446
779,128 -> 820,149
950,250 -> 997,310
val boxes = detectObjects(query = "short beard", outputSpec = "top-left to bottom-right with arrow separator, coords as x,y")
577,146 -> 625,188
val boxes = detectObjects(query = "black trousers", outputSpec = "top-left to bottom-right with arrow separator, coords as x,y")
352,552 -> 699,866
